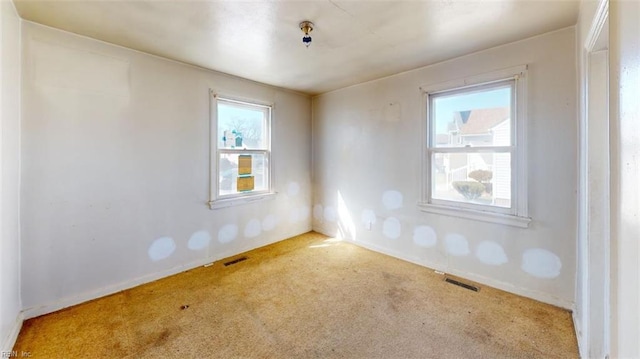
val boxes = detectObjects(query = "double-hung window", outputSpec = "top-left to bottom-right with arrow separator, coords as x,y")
209,93 -> 274,209
419,66 -> 530,227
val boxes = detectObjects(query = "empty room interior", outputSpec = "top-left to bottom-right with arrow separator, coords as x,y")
1,0 -> 639,358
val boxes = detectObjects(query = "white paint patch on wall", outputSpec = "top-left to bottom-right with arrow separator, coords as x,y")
413,226 -> 437,248
262,214 -> 277,232
361,209 -> 377,227
187,230 -> 211,251
383,217 -> 402,239
148,237 -> 176,261
521,249 -> 562,279
475,241 -> 508,265
382,190 -> 403,210
324,206 -> 337,222
444,233 -> 470,257
313,204 -> 324,221
287,182 -> 300,197
218,224 -> 238,244
244,219 -> 262,238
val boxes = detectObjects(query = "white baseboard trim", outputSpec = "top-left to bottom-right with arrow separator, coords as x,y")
312,223 -> 574,310
1,312 -> 24,354
442,262 -> 574,310
22,229 -> 310,320
22,256 -> 216,319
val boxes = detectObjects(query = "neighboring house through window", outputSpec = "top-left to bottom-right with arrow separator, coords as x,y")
209,93 -> 275,209
419,66 -> 530,227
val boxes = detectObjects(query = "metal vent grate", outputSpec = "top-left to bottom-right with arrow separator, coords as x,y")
224,256 -> 248,266
445,277 -> 479,292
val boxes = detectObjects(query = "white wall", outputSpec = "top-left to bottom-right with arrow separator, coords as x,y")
609,1 -> 640,357
312,28 -> 577,308
20,22 -> 312,317
0,0 -> 22,352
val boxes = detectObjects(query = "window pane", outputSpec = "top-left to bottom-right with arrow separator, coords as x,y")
432,152 -> 511,208
219,153 -> 268,196
431,84 -> 512,148
218,101 -> 268,150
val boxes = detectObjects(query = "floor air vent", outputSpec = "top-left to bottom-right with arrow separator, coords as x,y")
445,277 -> 479,292
224,256 -> 248,266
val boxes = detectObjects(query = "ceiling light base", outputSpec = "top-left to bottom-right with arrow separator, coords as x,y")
299,21 -> 314,47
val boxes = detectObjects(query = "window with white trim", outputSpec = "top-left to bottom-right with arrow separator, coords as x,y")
419,66 -> 530,227
209,93 -> 274,209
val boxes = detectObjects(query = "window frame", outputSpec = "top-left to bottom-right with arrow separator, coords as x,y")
208,92 -> 276,209
418,65 -> 531,228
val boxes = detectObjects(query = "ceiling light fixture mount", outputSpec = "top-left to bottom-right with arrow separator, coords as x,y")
299,21 -> 314,48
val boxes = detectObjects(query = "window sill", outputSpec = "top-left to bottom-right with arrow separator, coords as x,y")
209,192 -> 276,210
417,202 -> 531,228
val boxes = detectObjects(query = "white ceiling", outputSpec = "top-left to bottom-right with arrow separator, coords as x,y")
13,0 -> 580,95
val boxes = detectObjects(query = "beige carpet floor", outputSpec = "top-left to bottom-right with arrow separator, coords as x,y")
14,231 -> 579,358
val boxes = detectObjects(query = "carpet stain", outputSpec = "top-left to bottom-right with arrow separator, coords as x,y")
464,327 -> 493,345
153,329 -> 171,346
386,287 -> 410,311
134,327 -> 179,355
